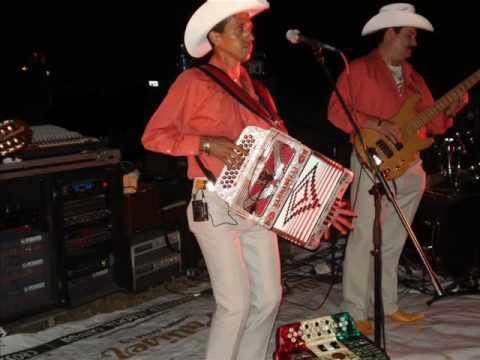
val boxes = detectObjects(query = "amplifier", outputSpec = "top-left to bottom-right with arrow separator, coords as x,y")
64,220 -> 112,256
66,264 -> 118,307
64,209 -> 110,227
0,256 -> 49,288
124,182 -> 163,235
0,226 -> 56,322
65,255 -> 112,280
0,228 -> 48,265
1,279 -> 54,320
129,228 -> 182,292
54,165 -> 123,306
61,177 -> 110,201
62,195 -> 108,218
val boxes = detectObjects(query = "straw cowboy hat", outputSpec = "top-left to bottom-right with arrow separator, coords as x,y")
184,0 -> 270,58
361,3 -> 433,36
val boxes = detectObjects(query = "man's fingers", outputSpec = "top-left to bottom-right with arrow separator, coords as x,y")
332,221 -> 348,235
334,216 -> 354,230
335,206 -> 356,216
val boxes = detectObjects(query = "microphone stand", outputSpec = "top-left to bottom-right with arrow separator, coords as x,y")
312,48 -> 444,350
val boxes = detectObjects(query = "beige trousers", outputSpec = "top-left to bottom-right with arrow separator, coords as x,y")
187,184 -> 282,360
342,153 -> 426,320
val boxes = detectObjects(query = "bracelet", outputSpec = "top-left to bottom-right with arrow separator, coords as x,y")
201,140 -> 211,155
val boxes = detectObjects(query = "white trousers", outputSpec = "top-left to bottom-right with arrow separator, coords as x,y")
187,185 -> 282,360
342,153 -> 426,320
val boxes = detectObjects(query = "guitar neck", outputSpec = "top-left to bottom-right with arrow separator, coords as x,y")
412,69 -> 480,131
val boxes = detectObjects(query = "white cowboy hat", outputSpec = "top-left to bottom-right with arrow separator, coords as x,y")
361,3 -> 433,36
184,0 -> 270,58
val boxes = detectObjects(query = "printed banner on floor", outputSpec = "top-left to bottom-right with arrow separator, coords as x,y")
0,292 -> 214,360
2,276 -> 480,360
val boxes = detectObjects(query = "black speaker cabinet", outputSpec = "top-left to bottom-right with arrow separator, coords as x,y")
409,190 -> 480,278
124,182 -> 163,236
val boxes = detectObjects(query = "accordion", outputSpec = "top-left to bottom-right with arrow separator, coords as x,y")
214,126 -> 353,250
273,312 -> 389,359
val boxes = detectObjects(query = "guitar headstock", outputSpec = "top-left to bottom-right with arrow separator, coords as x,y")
0,119 -> 32,157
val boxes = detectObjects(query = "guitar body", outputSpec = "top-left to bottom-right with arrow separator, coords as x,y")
354,94 -> 434,180
353,68 -> 480,180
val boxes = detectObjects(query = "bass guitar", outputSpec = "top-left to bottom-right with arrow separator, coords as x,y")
354,68 -> 480,180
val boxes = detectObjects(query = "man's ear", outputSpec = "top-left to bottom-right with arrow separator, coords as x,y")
208,31 -> 221,47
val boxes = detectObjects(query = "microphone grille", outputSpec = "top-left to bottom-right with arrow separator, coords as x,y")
286,29 -> 300,44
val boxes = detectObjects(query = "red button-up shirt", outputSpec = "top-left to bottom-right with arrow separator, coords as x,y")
328,49 -> 452,142
142,58 -> 287,179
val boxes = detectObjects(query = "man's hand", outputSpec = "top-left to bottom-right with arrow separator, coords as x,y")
366,117 -> 402,145
324,199 -> 356,240
200,136 -> 248,169
445,91 -> 469,118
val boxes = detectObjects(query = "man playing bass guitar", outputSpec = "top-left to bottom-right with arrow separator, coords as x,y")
327,3 -> 469,336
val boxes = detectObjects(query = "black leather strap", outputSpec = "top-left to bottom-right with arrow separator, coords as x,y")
197,64 -> 276,124
194,64 -> 278,183
194,155 -> 217,183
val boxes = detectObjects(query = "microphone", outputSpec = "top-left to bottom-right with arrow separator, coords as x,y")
286,29 -> 339,53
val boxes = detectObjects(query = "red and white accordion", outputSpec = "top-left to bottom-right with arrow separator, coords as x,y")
273,312 -> 389,359
214,126 -> 353,250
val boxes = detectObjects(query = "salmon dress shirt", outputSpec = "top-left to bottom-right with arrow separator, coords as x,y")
328,50 -> 452,143
142,57 -> 287,179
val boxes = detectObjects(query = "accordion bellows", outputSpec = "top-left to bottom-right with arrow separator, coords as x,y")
214,126 -> 353,250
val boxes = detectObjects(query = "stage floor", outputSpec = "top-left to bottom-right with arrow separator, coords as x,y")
1,258 -> 479,360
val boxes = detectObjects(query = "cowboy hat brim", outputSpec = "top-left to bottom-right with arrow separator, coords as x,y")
184,0 -> 269,58
361,10 -> 433,36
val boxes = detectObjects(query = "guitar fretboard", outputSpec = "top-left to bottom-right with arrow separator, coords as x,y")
411,68 -> 480,132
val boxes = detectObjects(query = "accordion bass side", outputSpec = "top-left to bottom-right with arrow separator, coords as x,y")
214,126 -> 353,250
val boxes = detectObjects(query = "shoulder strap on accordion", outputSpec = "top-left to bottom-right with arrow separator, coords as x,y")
194,156 -> 217,183
197,63 -> 276,124
194,63 -> 278,182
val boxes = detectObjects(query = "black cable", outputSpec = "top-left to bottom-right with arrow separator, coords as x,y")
281,239 -> 345,312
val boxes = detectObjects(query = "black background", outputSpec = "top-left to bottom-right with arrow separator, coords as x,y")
1,0 -> 479,160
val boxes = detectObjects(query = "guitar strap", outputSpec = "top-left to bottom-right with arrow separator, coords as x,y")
194,63 -> 279,182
